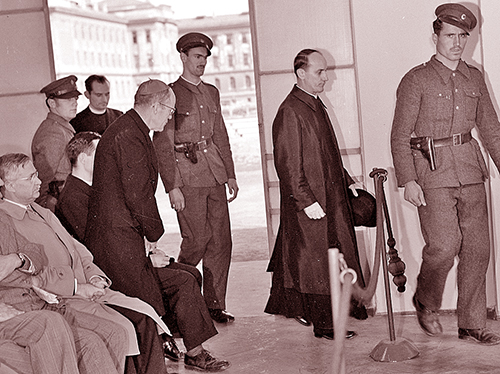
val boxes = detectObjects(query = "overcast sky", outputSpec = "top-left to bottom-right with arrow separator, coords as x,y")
162,0 -> 249,19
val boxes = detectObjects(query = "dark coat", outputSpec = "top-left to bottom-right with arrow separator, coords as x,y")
85,109 -> 165,315
70,106 -> 123,135
268,85 -> 364,296
55,174 -> 90,242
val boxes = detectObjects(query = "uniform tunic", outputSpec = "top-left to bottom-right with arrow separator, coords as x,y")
391,56 -> 500,328
154,77 -> 236,310
31,112 -> 74,211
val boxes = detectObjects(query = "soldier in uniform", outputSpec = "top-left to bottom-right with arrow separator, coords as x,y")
391,3 -> 500,345
154,32 -> 239,324
32,75 -> 81,212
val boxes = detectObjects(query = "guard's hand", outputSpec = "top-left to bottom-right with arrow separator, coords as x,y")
304,202 -> 326,220
227,178 -> 239,202
404,180 -> 426,207
149,250 -> 172,268
169,187 -> 185,212
76,283 -> 106,301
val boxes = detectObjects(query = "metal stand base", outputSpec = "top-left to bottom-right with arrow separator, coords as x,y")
370,338 -> 419,362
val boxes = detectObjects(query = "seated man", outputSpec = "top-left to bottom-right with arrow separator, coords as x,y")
0,241 -> 126,374
56,131 -> 183,362
85,79 -> 229,371
0,153 -> 170,374
58,128 -> 223,370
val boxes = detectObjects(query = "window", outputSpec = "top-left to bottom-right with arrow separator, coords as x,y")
132,31 -> 137,44
212,56 -> 220,69
243,53 -> 250,66
230,77 -> 236,91
227,34 -> 233,45
228,54 -> 234,68
215,78 -> 221,90
146,29 -> 151,43
245,75 -> 252,88
242,33 -> 248,44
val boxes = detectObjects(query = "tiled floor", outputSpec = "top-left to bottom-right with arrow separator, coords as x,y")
166,260 -> 500,374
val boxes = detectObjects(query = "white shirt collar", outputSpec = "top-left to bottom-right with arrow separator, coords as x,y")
296,84 -> 318,99
181,75 -> 201,86
2,198 -> 29,210
88,105 -> 107,115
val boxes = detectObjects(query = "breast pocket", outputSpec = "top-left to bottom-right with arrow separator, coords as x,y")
174,106 -> 198,134
464,88 -> 481,121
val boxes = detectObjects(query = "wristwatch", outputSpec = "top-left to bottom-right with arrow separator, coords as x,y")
17,253 -> 27,268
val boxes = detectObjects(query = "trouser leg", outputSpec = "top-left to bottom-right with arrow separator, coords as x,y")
417,184 -> 490,330
0,311 -> 79,374
304,294 -> 333,331
157,267 -> 217,351
416,187 -> 462,310
60,307 -> 127,374
455,184 -> 490,329
110,306 -> 167,374
177,185 -> 232,310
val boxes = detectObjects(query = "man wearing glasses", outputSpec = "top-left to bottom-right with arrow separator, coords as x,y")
86,79 -> 230,372
154,32 -> 239,325
391,3 -> 500,345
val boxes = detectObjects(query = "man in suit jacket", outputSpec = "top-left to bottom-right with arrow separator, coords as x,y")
70,75 -> 123,135
265,49 -> 366,340
0,250 -> 81,374
86,79 -> 229,372
55,131 -> 101,242
391,3 -> 500,345
0,153 -> 184,374
0,213 -> 127,374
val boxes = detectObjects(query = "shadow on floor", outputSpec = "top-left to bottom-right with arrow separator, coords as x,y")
166,260 -> 500,374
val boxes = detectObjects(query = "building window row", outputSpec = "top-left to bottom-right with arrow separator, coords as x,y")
74,22 -> 127,45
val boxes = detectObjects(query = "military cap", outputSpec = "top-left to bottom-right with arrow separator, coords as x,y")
136,79 -> 169,95
40,75 -> 81,99
435,3 -> 477,33
176,32 -> 213,56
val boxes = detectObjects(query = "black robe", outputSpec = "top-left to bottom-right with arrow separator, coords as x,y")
265,86 -> 364,322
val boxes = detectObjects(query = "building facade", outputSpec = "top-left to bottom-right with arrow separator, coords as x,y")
48,0 -> 256,119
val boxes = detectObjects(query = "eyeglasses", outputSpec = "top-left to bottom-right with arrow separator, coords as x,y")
159,103 -> 176,116
11,171 -> 39,183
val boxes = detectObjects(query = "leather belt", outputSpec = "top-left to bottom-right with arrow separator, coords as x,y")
174,138 -> 212,153
433,131 -> 472,148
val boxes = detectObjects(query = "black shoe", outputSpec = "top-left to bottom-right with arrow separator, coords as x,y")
458,328 -> 500,346
412,295 -> 442,336
209,309 -> 235,323
161,333 -> 181,361
294,316 -> 311,326
184,349 -> 230,372
314,329 -> 357,340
